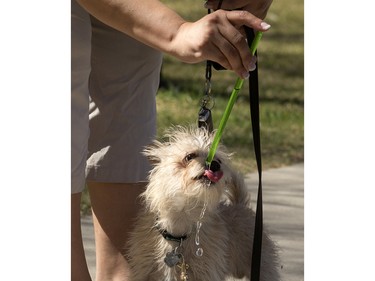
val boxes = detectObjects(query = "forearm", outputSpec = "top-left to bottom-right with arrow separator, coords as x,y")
77,0 -> 185,54
76,0 -> 271,78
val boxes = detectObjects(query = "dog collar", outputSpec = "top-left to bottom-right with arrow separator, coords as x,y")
159,228 -> 188,243
156,225 -> 188,243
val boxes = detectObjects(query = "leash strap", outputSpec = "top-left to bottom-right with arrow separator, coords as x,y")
245,27 -> 263,281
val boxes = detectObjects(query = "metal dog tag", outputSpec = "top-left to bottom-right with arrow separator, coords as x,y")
198,106 -> 213,132
164,251 -> 182,267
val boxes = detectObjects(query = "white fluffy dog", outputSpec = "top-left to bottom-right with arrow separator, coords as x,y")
126,126 -> 280,281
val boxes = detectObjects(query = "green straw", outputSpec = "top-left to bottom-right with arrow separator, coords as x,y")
205,31 -> 263,167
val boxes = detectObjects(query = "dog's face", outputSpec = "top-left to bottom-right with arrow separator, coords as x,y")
142,126 -> 234,214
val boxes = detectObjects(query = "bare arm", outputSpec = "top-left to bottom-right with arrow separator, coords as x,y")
76,0 -> 270,78
77,0 -> 185,53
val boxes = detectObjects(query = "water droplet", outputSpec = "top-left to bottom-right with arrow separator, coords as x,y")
199,202 -> 207,220
196,247 -> 204,257
194,202 -> 208,257
196,221 -> 202,231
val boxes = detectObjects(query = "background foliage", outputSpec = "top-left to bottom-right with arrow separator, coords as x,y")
158,0 -> 304,172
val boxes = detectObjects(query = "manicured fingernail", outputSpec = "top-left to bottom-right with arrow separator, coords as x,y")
247,56 -> 257,72
242,71 -> 250,79
248,63 -> 256,72
260,22 -> 271,30
248,56 -> 257,67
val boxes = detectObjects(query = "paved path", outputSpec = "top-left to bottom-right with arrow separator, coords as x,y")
246,164 -> 304,281
82,163 -> 304,280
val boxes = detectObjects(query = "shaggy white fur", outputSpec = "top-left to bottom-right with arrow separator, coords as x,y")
126,126 -> 280,281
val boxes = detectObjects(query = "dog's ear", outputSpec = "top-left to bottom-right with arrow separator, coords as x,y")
143,142 -> 162,165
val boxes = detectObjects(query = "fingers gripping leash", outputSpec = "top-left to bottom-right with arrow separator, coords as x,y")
205,31 -> 263,168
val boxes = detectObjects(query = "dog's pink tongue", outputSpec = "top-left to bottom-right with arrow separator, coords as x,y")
204,169 -> 223,183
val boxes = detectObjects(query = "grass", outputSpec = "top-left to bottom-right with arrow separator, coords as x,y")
81,0 -> 304,212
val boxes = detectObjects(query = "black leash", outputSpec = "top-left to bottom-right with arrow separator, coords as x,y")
245,27 -> 263,281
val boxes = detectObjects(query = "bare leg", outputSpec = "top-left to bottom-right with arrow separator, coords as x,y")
71,192 -> 92,281
87,182 -> 145,281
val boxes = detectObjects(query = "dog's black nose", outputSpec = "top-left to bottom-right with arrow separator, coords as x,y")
209,160 -> 221,172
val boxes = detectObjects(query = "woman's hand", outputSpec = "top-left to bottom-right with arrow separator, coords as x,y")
170,9 -> 270,79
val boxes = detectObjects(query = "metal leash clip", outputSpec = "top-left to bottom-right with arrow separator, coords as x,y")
198,61 -> 214,132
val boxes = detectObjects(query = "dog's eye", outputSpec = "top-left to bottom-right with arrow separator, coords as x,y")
184,153 -> 197,163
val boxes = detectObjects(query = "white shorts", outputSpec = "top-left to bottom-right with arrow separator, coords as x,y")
71,0 -> 91,194
71,0 -> 163,193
